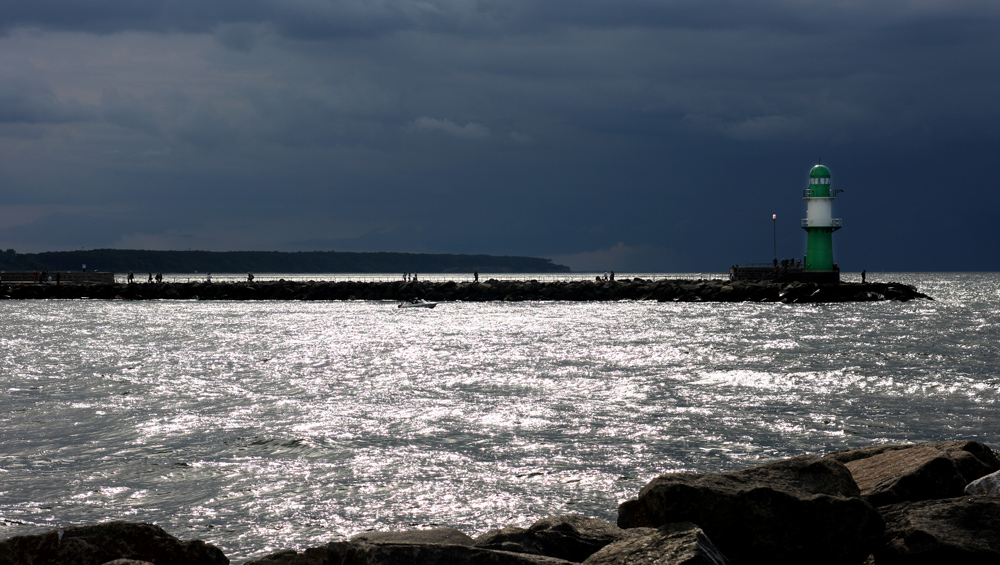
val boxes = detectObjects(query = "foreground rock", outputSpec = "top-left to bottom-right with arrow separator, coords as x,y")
249,543 -> 576,564
246,530 -> 574,565
825,440 -> 1000,506
583,523 -> 730,565
876,497 -> 1000,564
0,522 -> 227,565
0,279 -> 930,303
350,527 -> 474,546
247,517 -> 719,565
965,468 -> 1000,495
616,455 -> 883,564
474,515 -> 652,563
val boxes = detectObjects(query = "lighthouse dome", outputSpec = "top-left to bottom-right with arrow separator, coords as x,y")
809,164 -> 831,179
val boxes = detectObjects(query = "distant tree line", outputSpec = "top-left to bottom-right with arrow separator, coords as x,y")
0,249 -> 570,274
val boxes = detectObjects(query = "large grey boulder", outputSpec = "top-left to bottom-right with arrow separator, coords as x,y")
582,522 -> 730,565
350,543 -> 575,565
247,542 -> 576,565
474,515 -> 650,563
616,455 -> 882,564
825,440 -> 1000,506
876,497 -> 1000,564
351,527 -> 474,546
0,522 -> 227,565
246,531 -> 575,565
965,468 -> 1000,496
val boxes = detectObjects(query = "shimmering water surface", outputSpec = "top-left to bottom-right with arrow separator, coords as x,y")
1,272 -> 998,562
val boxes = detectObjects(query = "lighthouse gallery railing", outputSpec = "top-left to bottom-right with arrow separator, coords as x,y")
801,218 -> 843,228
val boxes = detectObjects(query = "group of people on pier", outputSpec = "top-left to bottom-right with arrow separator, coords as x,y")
773,258 -> 803,270
30,271 -> 59,283
126,271 -> 163,284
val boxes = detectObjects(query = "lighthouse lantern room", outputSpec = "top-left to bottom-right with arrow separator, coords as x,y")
801,164 -> 842,282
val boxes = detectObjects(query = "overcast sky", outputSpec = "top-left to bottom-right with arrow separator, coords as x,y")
1,1 -> 998,272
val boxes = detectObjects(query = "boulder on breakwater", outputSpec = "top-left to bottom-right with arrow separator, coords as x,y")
6,441 -> 997,565
0,278 -> 931,303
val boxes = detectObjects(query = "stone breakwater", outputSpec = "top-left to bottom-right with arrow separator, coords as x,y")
2,440 -> 998,565
0,278 -> 930,302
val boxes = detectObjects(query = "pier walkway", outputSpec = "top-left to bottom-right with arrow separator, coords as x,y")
0,277 -> 929,303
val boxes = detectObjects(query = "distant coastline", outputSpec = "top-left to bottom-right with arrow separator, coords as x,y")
0,249 -> 570,274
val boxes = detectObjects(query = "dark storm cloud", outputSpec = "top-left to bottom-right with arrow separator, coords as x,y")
3,1 -> 973,39
0,0 -> 446,38
1,1 -> 276,35
0,77 -> 91,123
0,1 -> 998,270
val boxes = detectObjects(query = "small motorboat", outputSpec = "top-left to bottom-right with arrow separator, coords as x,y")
398,298 -> 437,309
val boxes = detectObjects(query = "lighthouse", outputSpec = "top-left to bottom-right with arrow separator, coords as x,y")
801,163 -> 842,282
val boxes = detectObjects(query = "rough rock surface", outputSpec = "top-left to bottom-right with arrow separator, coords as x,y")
474,515 -> 649,563
582,522 -> 730,565
0,522 -> 227,565
965,468 -> 1000,496
350,527 -> 474,546
245,540 -> 575,565
616,455 -> 883,564
825,440 -> 1000,506
876,497 -> 1000,564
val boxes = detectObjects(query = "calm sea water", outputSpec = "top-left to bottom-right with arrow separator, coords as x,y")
1,272 -> 997,563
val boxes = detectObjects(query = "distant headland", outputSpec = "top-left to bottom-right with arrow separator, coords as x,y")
0,249 -> 570,274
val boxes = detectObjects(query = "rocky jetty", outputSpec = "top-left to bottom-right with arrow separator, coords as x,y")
4,441 -> 998,565
0,278 -> 930,303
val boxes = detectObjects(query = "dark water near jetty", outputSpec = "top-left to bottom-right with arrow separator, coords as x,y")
1,272 -> 997,562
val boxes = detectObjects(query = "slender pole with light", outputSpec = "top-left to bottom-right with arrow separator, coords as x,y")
772,213 -> 777,262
